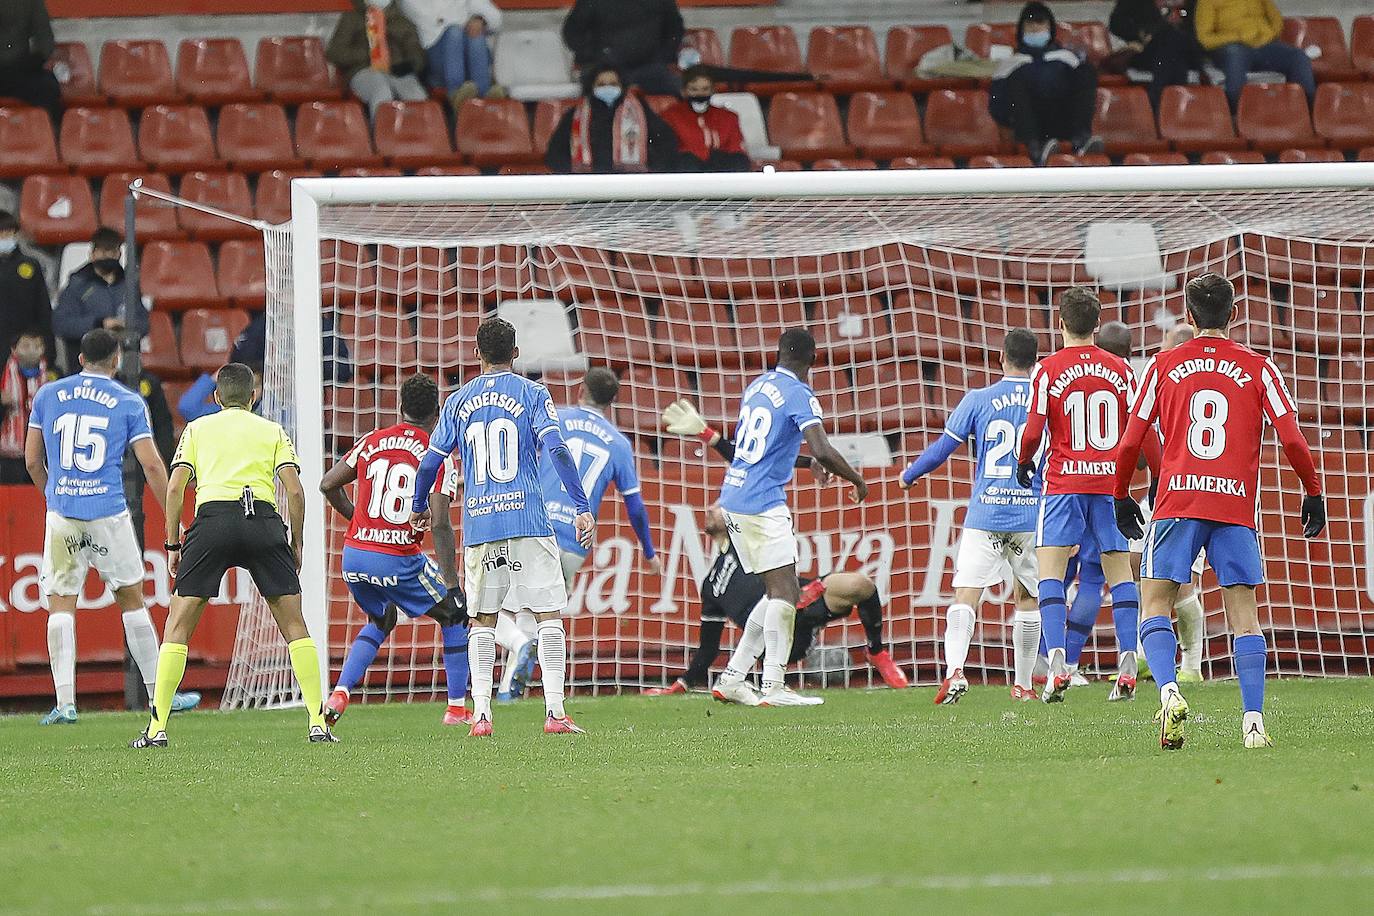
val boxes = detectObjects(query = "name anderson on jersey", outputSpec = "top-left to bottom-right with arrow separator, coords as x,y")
1048,362 -> 1129,398
456,391 -> 526,423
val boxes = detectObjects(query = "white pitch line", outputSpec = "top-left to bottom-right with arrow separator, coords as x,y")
52,860 -> 1374,915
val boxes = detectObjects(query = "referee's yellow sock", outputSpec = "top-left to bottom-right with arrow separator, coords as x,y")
288,638 -> 326,729
148,643 -> 188,735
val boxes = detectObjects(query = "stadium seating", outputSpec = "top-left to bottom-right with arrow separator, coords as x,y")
1123,150 -> 1189,165
1063,21 -> 1112,65
1313,82 -> 1374,151
295,100 -> 385,170
728,26 -> 812,94
1200,150 -> 1266,164
59,107 -> 142,175
575,299 -> 652,366
218,238 -> 268,309
138,104 -> 222,173
1158,85 -> 1245,153
765,91 -> 853,161
890,155 -> 955,169
969,154 -> 1033,168
1355,16 -> 1374,78
1278,148 -> 1343,163
456,98 -> 539,166
140,311 -> 186,378
216,103 -> 303,172
734,299 -> 807,365
812,294 -> 894,363
810,367 -> 860,432
1093,86 -> 1169,155
351,310 -> 416,379
846,91 -> 929,160
854,360 -> 929,430
254,37 -> 341,104
1282,17 -> 1360,82
19,174 -> 97,245
807,26 -> 887,93
885,25 -> 969,92
620,368 -> 694,433
99,39 -> 179,107
177,171 -> 256,240
812,158 -> 877,170
1237,83 -> 1319,153
683,28 -> 724,67
376,245 -> 454,306
255,168 -> 319,224
492,30 -> 577,101
52,42 -> 103,106
415,305 -> 482,375
0,106 -> 61,178
176,38 -> 261,105
532,99 -> 577,152
180,308 -> 251,372
654,299 -> 736,368
1046,153 -> 1111,166
923,89 -> 1007,158
965,22 -> 1071,58
373,101 -> 462,168
140,241 -> 224,310
98,172 -> 179,240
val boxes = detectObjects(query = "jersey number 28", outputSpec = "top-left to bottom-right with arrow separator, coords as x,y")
734,405 -> 773,464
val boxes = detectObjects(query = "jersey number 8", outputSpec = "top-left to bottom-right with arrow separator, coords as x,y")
1187,389 -> 1228,460
465,418 -> 519,485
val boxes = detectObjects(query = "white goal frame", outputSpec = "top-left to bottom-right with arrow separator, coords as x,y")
287,162 -> 1374,688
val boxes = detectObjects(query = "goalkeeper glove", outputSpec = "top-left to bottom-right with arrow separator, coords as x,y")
662,399 -> 709,437
1301,494 -> 1326,538
1014,461 -> 1035,489
1114,497 -> 1145,542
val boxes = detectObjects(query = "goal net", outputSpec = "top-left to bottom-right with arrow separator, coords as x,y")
223,166 -> 1374,710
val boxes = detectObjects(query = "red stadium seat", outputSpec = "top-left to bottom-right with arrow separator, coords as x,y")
846,91 -> 929,160
19,175 -> 97,245
255,168 -> 320,224
177,171 -> 255,240
807,26 -> 886,93
811,158 -> 877,170
456,244 -> 533,303
373,101 -> 462,168
1332,359 -> 1374,424
811,294 -> 893,363
1278,148 -> 1343,163
99,39 -> 180,107
415,305 -> 481,376
295,100 -> 384,170
351,310 -> 417,379
885,25 -> 968,91
139,311 -> 188,379
890,155 -> 955,169
1158,85 -> 1244,153
964,23 -> 1019,58
653,299 -> 737,368
321,240 -> 377,308
1063,21 -> 1112,65
809,367 -> 860,433
968,154 -> 1033,168
51,42 -> 103,106
1313,82 -> 1374,151
1355,16 -> 1374,79
217,103 -> 303,172
1362,146 -> 1374,162
683,28 -> 724,67
1237,83 -> 1318,153
455,98 -> 538,167
1045,152 -> 1112,166
853,361 -> 930,431
532,99 -> 576,152
141,241 -> 225,311
0,106 -> 60,178
1123,152 -> 1190,165
337,166 -> 403,177
218,238 -> 267,309
1282,17 -> 1359,82
176,38 -> 261,105
1287,286 -> 1360,354
180,308 -> 250,372
766,91 -> 852,162
923,89 -> 1007,158
376,245 -> 455,307
619,368 -> 695,433
255,37 -> 341,104
734,299 -> 807,366
1093,86 -> 1168,155
1200,150 -> 1266,164
497,163 -> 551,175
576,300 -> 652,366
59,107 -> 142,175
890,290 -> 966,359
98,172 -> 180,240
728,26 -> 812,94
138,104 -> 222,173
414,165 -> 481,176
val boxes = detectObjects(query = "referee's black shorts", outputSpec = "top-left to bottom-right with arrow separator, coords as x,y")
175,500 -> 300,599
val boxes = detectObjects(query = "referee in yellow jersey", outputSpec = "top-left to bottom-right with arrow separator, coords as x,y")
131,363 -> 335,747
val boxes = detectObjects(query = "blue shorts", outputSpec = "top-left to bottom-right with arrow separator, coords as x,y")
1037,493 -> 1129,554
1142,518 -> 1263,587
341,546 -> 449,621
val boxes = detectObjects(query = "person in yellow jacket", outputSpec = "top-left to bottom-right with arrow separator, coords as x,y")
1193,0 -> 1314,108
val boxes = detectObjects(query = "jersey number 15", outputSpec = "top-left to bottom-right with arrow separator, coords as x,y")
53,414 -> 110,473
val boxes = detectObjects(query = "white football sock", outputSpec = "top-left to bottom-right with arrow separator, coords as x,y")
494,612 -> 525,651
761,599 -> 796,692
47,614 -> 76,708
515,609 -> 537,639
1012,609 -> 1042,690
121,608 -> 161,695
537,620 -> 568,719
943,603 -> 976,677
720,597 -> 767,683
1174,592 -> 1205,673
468,626 -> 496,721
1119,649 -> 1139,679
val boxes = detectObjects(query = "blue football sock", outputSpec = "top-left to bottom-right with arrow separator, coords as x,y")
1065,564 -> 1104,666
1139,615 -> 1179,687
1038,579 -> 1068,653
442,623 -> 470,703
1234,634 -> 1267,713
1110,581 -> 1140,654
337,621 -> 387,692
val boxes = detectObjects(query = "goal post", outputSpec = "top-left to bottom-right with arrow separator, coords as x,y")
227,162 -> 1374,710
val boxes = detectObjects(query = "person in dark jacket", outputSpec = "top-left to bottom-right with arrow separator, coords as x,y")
545,63 -> 679,174
1108,0 -> 1199,108
988,1 -> 1103,166
53,228 -> 147,373
660,65 -> 751,172
0,211 -> 55,363
562,0 -> 684,96
0,0 -> 61,124
326,0 -> 429,118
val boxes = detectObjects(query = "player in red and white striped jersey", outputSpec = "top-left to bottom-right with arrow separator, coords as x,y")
1113,273 -> 1325,749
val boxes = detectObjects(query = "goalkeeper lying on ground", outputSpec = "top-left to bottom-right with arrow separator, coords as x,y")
645,401 -> 909,694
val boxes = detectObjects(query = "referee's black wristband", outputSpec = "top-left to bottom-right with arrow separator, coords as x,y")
164,542 -> 182,552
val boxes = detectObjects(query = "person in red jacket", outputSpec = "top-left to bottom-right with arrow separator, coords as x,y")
659,65 -> 750,172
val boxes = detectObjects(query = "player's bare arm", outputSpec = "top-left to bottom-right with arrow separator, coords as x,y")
802,424 -> 867,503
278,465 -> 307,571
23,426 -> 47,492
430,490 -> 461,588
319,459 -> 358,521
132,437 -> 171,512
164,464 -> 193,578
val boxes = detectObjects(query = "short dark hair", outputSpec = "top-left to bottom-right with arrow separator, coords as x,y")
582,62 -> 624,95
216,362 -> 257,407
400,373 -> 439,422
777,328 -> 816,367
1003,327 -> 1039,370
1096,320 -> 1133,359
476,317 -> 517,365
681,64 -> 714,88
582,366 -> 620,406
80,328 -> 120,364
90,227 -> 123,251
1058,287 -> 1101,337
0,210 -> 17,233
1185,273 -> 1234,329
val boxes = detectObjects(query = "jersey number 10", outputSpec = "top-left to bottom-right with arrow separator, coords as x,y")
1063,390 -> 1120,451
465,418 -> 519,485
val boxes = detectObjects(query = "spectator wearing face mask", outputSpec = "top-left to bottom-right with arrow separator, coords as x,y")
327,0 -> 429,118
659,65 -> 750,173
988,1 -> 1103,166
0,210 -> 55,363
0,330 -> 55,483
53,228 -> 147,374
545,63 -> 679,174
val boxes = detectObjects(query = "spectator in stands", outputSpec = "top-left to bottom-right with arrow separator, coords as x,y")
0,211 -> 55,363
0,330 -> 55,483
327,0 -> 429,118
1108,0 -> 1199,108
229,311 -> 353,384
1194,0 -> 1313,109
988,1 -> 1103,166
562,0 -> 684,96
400,0 -> 504,110
545,63 -> 678,174
660,65 -> 750,172
0,0 -> 61,124
53,229 -> 146,375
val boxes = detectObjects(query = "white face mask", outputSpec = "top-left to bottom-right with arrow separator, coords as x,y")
0,237 -> 16,256
593,85 -> 622,105
365,0 -> 391,8
689,99 -> 710,113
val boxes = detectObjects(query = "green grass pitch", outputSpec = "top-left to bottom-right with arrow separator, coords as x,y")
4,680 -> 1374,914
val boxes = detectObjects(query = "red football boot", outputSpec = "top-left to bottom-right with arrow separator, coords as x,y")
933,668 -> 968,705
1010,684 -> 1037,702
642,679 -> 688,696
324,689 -> 349,727
468,716 -> 493,737
868,649 -> 910,688
443,704 -> 474,726
544,713 -> 586,734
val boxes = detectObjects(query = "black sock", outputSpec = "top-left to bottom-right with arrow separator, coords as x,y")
856,592 -> 885,653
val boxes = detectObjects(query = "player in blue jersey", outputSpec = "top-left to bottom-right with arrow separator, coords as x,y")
24,329 -> 199,724
409,317 -> 595,737
710,329 -> 869,708
898,328 -> 1045,704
